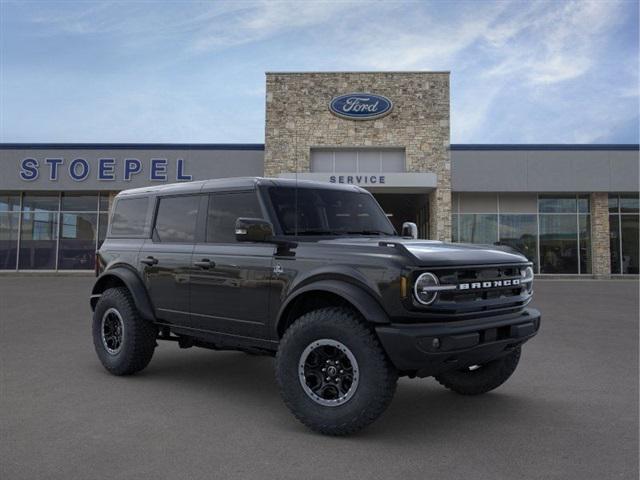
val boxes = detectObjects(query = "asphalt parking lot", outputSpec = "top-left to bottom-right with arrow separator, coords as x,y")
1,276 -> 638,480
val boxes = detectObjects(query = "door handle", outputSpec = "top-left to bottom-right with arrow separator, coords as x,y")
141,256 -> 158,266
193,259 -> 215,269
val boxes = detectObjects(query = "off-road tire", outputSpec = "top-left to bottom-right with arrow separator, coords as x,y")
275,307 -> 398,436
434,347 -> 521,395
92,287 -> 157,376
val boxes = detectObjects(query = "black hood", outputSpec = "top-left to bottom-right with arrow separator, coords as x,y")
317,237 -> 528,267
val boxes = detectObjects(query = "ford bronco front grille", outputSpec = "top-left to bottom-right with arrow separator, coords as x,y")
423,265 -> 532,319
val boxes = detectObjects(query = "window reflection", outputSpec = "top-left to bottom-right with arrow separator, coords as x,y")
58,213 -> 97,269
99,193 -> 111,212
609,194 -> 639,274
0,193 -> 20,212
610,215 -> 621,274
538,196 -> 577,213
0,212 -> 19,269
620,215 -> 639,274
499,214 -> 538,270
61,193 -> 99,211
458,214 -> 498,245
539,215 -> 578,274
6,191 -> 111,270
19,211 -> 58,269
451,214 -> 459,242
579,215 -> 591,274
22,193 -> 59,212
620,194 -> 639,214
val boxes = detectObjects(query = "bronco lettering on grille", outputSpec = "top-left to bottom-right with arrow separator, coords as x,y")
458,278 -> 521,290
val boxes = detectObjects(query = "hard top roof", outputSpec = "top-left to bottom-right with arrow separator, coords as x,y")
116,177 -> 367,197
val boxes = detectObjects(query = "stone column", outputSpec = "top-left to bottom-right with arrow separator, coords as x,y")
591,192 -> 611,277
429,187 -> 451,242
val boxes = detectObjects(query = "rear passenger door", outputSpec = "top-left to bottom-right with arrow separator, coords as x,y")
140,194 -> 202,326
189,191 -> 275,339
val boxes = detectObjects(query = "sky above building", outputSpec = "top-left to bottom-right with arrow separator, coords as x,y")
1,0 -> 638,144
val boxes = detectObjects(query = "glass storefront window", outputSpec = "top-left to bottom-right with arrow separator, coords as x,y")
498,214 -> 538,270
539,215 -> 578,274
1,191 -> 113,270
538,196 -> 577,213
620,215 -> 639,274
19,211 -> 58,269
609,194 -> 639,274
620,194 -> 639,214
0,192 -> 21,212
0,212 -> 19,269
610,215 -> 621,274
99,193 -> 111,212
578,195 -> 590,214
61,193 -> 99,211
451,214 -> 459,242
58,213 -> 98,269
334,151 -> 357,172
579,215 -> 591,274
22,193 -> 59,212
357,151 -> 380,172
537,195 -> 590,273
311,149 -> 405,173
381,150 -> 405,171
458,214 -> 498,245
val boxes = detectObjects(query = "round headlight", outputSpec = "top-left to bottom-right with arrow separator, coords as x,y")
414,272 -> 440,305
521,266 -> 534,292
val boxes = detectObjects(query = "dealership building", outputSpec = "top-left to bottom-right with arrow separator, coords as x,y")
0,72 -> 638,275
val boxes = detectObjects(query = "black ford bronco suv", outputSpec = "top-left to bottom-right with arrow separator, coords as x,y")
91,177 -> 540,435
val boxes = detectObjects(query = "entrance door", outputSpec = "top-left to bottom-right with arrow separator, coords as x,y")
373,193 -> 429,238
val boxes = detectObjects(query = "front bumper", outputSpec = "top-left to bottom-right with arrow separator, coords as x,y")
375,308 -> 541,377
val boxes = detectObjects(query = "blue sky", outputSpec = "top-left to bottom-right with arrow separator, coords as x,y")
1,0 -> 638,144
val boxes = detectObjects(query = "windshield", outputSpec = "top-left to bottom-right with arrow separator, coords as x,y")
268,187 -> 396,236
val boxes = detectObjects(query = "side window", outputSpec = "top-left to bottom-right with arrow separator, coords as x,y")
207,191 -> 262,243
110,197 -> 150,237
153,195 -> 200,243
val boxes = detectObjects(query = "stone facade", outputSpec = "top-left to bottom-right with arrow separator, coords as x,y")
591,192 -> 611,277
264,72 -> 451,241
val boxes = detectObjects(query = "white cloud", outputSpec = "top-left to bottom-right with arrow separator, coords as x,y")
4,0 -> 637,143
484,0 -> 623,85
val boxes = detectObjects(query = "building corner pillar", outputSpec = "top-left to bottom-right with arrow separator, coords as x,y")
591,192 -> 611,278
429,188 -> 451,242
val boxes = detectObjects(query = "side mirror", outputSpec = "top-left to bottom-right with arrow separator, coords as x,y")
235,218 -> 274,242
401,222 -> 418,239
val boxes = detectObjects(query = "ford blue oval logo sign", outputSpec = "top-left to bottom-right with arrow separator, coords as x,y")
329,93 -> 393,120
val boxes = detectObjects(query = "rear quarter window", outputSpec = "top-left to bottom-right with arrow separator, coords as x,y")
109,197 -> 151,237
153,195 -> 200,243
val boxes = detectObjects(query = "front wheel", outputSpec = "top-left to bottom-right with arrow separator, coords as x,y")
275,307 -> 398,436
434,347 -> 521,395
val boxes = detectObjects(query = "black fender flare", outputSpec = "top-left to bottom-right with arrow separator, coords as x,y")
276,279 -> 390,336
90,266 -> 155,321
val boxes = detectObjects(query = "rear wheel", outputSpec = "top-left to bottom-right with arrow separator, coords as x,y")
275,307 -> 398,435
434,347 -> 521,395
92,287 -> 157,376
